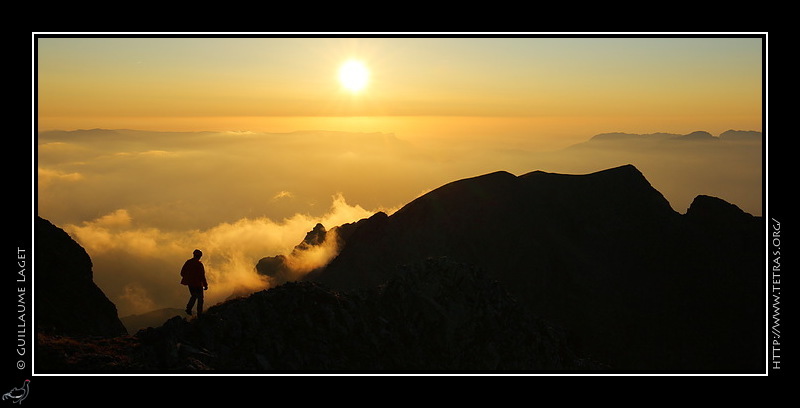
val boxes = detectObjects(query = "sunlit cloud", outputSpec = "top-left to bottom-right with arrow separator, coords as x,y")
62,193 -> 377,316
92,208 -> 132,228
114,150 -> 174,157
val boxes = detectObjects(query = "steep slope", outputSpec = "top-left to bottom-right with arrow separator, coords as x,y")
34,216 -> 128,337
308,165 -> 763,371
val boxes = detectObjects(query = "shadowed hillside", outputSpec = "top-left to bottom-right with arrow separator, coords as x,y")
307,164 -> 764,371
34,216 -> 127,337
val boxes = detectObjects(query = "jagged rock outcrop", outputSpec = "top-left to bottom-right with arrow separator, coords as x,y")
34,216 -> 127,337
307,165 -> 764,372
254,223 -> 336,288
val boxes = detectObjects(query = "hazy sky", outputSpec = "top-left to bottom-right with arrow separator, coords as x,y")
34,34 -> 765,318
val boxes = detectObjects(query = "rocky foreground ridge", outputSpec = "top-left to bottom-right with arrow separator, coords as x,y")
37,257 -> 602,372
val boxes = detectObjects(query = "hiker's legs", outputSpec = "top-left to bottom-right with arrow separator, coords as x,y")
186,286 -> 204,315
185,290 -> 196,314
195,287 -> 204,315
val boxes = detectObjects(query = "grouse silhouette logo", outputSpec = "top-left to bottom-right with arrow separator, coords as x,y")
2,380 -> 29,404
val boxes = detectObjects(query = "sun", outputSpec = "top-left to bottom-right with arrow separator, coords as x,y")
338,60 -> 370,93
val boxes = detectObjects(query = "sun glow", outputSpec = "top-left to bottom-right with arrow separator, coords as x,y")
338,60 -> 370,93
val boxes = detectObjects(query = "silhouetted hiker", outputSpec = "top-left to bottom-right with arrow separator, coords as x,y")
181,249 -> 208,316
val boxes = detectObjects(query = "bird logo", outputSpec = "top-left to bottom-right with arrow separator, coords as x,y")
2,380 -> 29,404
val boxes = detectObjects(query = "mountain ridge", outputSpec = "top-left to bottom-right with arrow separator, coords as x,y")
306,164 -> 763,371
582,129 -> 761,144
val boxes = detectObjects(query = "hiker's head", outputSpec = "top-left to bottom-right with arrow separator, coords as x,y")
193,249 -> 203,259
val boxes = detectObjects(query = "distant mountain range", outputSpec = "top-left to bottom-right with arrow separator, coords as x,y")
35,164 -> 764,373
576,129 -> 762,144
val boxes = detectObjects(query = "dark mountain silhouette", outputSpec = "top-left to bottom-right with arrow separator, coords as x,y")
34,164 -> 763,373
37,257 -> 603,372
306,164 -> 764,372
34,216 -> 127,337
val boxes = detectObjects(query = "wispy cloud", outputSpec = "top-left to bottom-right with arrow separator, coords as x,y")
37,167 -> 83,187
272,190 -> 294,200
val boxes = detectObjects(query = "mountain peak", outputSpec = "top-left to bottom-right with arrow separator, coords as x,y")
521,163 -> 639,178
316,165 -> 678,290
686,194 -> 755,221
298,223 -> 327,249
585,163 -> 655,189
587,163 -> 641,178
519,164 -> 674,218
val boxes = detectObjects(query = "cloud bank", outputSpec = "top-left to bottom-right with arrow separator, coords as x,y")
63,194 -> 377,316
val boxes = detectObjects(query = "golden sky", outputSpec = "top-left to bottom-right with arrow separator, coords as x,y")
37,36 -> 763,146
